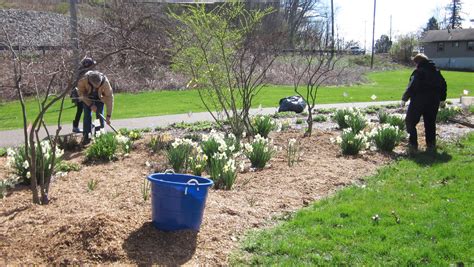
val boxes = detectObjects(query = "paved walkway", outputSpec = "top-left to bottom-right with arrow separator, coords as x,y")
0,99 -> 460,147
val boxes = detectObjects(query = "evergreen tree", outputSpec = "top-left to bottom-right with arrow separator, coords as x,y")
424,16 -> 440,32
446,0 -> 464,29
374,35 -> 392,53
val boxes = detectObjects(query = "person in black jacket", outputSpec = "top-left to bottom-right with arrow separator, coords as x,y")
401,53 -> 447,153
71,57 -> 96,133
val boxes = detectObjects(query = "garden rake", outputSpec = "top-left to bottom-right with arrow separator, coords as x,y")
97,113 -> 119,134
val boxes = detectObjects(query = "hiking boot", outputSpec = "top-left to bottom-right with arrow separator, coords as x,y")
72,127 -> 83,133
81,137 -> 91,146
426,144 -> 437,154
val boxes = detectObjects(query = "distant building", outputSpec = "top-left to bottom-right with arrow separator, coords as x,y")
421,29 -> 474,71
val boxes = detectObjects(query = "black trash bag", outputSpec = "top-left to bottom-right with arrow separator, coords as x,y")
278,96 -> 306,113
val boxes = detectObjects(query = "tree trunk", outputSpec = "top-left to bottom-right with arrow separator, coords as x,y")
305,110 -> 313,137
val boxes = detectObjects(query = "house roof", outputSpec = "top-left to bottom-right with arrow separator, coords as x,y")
422,29 -> 474,43
0,9 -> 99,48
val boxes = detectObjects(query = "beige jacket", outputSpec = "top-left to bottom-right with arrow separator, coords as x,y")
77,73 -> 114,117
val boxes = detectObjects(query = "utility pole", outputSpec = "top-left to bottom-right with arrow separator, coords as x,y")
370,0 -> 376,69
364,20 -> 367,51
389,15 -> 392,42
69,0 -> 80,76
331,0 -> 335,54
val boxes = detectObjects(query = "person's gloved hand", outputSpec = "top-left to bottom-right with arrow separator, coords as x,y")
440,101 -> 446,108
400,100 -> 406,107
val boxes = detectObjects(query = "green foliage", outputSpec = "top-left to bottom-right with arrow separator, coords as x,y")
55,161 -> 81,172
142,178 -> 151,201
148,133 -> 173,153
6,142 -> 64,184
348,55 -> 372,67
171,121 -> 214,132
340,130 -> 367,155
208,154 -> 237,190
201,137 -> 220,162
87,179 -> 98,192
169,2 -> 272,138
436,106 -> 462,123
85,133 -> 118,162
333,108 -> 367,133
252,115 -> 277,138
390,33 -> 418,63
118,128 -> 142,141
378,110 -> 389,123
295,118 -> 304,125
316,108 -> 337,114
188,153 -> 207,176
280,119 -> 292,131
183,133 -> 202,143
166,138 -> 195,173
0,147 -> 6,157
244,135 -> 274,169
369,124 -> 405,152
234,134 -> 474,265
346,113 -> 367,134
116,134 -> 133,154
469,105 -> 474,114
312,114 -> 327,122
285,138 -> 300,167
332,109 -> 352,129
364,105 -> 382,114
273,111 -> 296,118
386,114 -> 406,131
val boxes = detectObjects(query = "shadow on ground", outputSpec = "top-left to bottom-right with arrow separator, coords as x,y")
409,150 -> 452,166
123,222 -> 197,265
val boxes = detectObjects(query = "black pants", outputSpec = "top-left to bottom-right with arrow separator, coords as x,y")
73,102 -> 83,128
405,100 -> 439,149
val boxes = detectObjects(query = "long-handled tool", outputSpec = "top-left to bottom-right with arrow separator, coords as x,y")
97,113 -> 119,134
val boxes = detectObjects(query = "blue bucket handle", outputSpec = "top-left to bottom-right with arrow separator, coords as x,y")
164,169 -> 175,174
184,178 -> 200,195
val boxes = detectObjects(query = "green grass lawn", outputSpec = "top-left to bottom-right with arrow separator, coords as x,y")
232,133 -> 474,265
0,69 -> 472,130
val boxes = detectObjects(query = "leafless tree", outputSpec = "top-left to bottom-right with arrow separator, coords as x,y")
0,2 -> 165,203
287,28 -> 343,137
170,3 -> 279,139
281,0 -> 325,48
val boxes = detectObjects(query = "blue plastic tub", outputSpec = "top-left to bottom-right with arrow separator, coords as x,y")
147,172 -> 213,231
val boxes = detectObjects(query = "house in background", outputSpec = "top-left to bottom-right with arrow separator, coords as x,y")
421,28 -> 474,71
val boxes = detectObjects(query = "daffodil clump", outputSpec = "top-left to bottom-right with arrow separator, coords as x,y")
285,138 -> 300,167
167,138 -> 198,173
244,134 -> 275,169
252,115 -> 280,138
369,124 -> 405,152
386,113 -> 406,131
85,132 -> 117,161
207,151 -> 237,190
201,130 -> 241,190
436,106 -> 462,123
116,134 -> 132,154
333,108 -> 367,132
6,140 -> 64,184
332,129 -> 369,155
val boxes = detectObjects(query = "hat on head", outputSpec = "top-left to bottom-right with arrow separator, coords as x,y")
81,57 -> 96,68
412,53 -> 429,64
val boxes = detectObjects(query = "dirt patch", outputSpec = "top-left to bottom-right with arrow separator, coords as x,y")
1,123 -> 472,265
